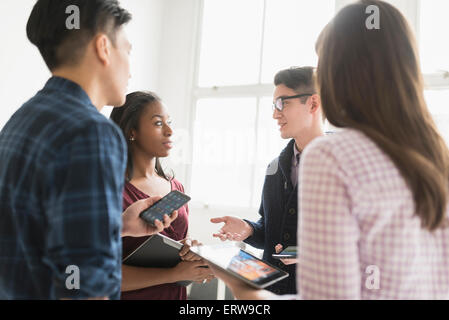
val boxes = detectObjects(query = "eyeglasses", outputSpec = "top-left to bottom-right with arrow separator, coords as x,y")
272,94 -> 315,112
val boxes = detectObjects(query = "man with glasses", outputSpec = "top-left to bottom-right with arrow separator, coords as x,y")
211,67 -> 325,295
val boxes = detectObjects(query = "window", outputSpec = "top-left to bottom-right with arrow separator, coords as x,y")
260,0 -> 335,83
190,0 -> 449,213
190,96 -> 287,209
192,0 -> 335,212
198,0 -> 264,87
190,98 -> 257,207
419,0 -> 449,74
425,90 -> 449,142
419,0 -> 449,140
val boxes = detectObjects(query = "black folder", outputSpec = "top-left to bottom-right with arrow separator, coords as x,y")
123,233 -> 191,287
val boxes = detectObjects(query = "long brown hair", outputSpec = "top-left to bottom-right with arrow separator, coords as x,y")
316,0 -> 449,231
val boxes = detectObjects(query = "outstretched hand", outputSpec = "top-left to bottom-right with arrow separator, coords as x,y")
210,216 -> 253,242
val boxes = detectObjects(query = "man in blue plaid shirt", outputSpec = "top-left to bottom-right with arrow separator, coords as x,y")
0,0 -> 177,300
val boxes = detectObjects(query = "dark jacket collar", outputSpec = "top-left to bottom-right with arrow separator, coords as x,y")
278,139 -> 296,184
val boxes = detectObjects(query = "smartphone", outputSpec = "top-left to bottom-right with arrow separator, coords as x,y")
139,190 -> 191,226
272,246 -> 297,259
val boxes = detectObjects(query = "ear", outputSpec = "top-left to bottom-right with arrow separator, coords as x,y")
309,94 -> 322,115
129,129 -> 137,141
94,34 -> 111,67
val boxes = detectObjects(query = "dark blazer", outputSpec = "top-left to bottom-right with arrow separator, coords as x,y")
244,139 -> 299,295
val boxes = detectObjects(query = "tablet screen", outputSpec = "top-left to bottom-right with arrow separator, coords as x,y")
191,245 -> 288,288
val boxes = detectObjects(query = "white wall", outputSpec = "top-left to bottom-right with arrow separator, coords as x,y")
0,0 -> 165,129
101,0 -> 165,117
156,0 -> 201,186
0,0 -> 50,129
124,0 -> 164,93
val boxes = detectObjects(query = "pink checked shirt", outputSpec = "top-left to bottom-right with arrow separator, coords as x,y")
295,128 -> 449,300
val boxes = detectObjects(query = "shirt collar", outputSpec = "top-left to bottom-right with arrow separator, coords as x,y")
44,76 -> 96,110
293,142 -> 301,166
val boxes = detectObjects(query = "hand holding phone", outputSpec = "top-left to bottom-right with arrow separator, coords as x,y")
122,197 -> 178,237
272,244 -> 297,264
139,190 -> 191,226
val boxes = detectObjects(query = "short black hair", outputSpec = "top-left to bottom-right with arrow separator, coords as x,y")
26,0 -> 132,71
274,66 -> 317,103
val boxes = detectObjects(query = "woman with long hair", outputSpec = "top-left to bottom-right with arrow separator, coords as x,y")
210,0 -> 449,299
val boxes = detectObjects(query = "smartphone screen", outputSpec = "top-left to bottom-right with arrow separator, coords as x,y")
139,190 -> 191,226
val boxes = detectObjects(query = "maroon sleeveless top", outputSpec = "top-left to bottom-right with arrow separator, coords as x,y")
121,179 -> 189,300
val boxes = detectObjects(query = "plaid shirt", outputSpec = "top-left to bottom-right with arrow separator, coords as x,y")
296,129 -> 449,299
0,77 -> 127,299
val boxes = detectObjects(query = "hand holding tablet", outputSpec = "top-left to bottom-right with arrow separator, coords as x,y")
190,244 -> 288,289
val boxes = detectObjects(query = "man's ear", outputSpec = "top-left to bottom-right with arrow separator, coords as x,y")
310,94 -> 321,114
94,34 -> 111,66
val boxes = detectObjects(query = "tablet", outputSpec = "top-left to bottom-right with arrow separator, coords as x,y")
123,233 -> 191,287
190,244 -> 289,289
123,233 -> 182,265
